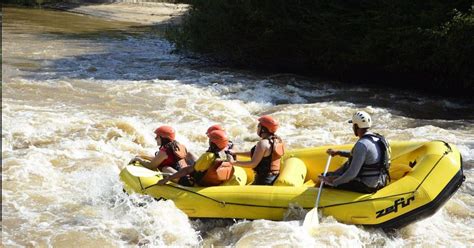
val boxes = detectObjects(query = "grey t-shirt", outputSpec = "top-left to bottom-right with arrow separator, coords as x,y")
332,133 -> 384,188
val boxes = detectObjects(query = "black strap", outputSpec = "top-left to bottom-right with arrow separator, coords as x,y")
268,137 -> 275,158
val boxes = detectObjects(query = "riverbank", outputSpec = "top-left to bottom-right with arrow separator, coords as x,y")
45,2 -> 189,25
34,2 -> 473,98
166,1 -> 473,97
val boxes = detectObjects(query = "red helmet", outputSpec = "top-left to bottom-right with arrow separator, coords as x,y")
206,124 -> 224,136
154,125 -> 176,140
258,115 -> 279,133
208,130 -> 229,150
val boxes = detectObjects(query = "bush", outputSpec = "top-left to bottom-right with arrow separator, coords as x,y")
167,0 -> 473,96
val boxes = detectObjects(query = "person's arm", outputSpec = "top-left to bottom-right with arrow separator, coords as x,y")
158,166 -> 194,185
337,151 -> 351,158
231,140 -> 267,169
331,143 -> 367,186
130,155 -> 148,164
186,151 -> 198,166
231,151 -> 251,157
137,150 -> 167,170
137,155 -> 155,161
327,149 -> 351,158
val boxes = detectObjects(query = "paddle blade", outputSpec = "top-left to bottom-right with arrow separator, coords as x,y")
303,155 -> 331,231
303,207 -> 320,231
125,165 -> 161,178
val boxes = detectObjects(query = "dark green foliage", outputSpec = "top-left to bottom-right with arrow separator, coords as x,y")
3,0 -> 40,6
3,0 -> 76,6
167,0 -> 473,95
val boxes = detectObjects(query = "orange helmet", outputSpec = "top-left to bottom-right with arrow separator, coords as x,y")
258,115 -> 279,133
206,124 -> 224,136
154,125 -> 176,140
208,130 -> 229,150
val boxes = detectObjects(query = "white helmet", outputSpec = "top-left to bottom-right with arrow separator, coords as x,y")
349,111 -> 372,128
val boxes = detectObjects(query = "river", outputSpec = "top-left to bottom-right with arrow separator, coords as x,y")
2,7 -> 473,247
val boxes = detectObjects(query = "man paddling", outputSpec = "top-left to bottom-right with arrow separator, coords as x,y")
320,111 -> 391,193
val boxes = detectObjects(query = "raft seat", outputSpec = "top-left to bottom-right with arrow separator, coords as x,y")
274,157 -> 307,187
389,162 -> 413,182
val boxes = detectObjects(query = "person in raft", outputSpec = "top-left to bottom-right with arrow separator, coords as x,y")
206,124 -> 236,156
157,129 -> 234,186
229,115 -> 285,185
320,111 -> 391,193
129,125 -> 196,186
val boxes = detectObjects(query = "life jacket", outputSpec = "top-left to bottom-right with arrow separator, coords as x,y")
354,133 -> 391,184
269,135 -> 285,172
252,135 -> 285,175
195,151 -> 234,186
157,141 -> 188,171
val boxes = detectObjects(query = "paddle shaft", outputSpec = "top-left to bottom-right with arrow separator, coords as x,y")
314,155 -> 332,212
126,165 -> 173,177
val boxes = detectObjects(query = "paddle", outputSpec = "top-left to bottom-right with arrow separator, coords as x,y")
302,155 -> 332,230
125,165 -> 173,177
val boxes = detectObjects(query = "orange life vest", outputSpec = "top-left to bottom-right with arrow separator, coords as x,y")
269,136 -> 285,172
158,142 -> 188,170
175,143 -> 189,170
198,161 -> 234,186
251,135 -> 285,176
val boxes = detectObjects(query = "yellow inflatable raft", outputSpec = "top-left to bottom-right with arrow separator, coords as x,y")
120,140 -> 464,229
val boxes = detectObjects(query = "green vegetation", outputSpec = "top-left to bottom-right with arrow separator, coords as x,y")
167,1 -> 474,96
2,0 -> 180,7
3,0 -> 43,6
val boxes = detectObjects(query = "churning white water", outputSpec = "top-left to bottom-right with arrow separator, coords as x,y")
2,7 -> 473,247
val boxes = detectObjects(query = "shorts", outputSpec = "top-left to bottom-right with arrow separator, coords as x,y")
253,173 -> 279,186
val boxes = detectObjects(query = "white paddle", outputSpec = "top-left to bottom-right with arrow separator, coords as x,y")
303,155 -> 332,230
125,165 -> 172,178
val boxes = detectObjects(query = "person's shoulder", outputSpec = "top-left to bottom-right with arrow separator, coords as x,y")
157,147 -> 168,155
177,142 -> 187,149
355,139 -> 370,151
257,138 -> 271,147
